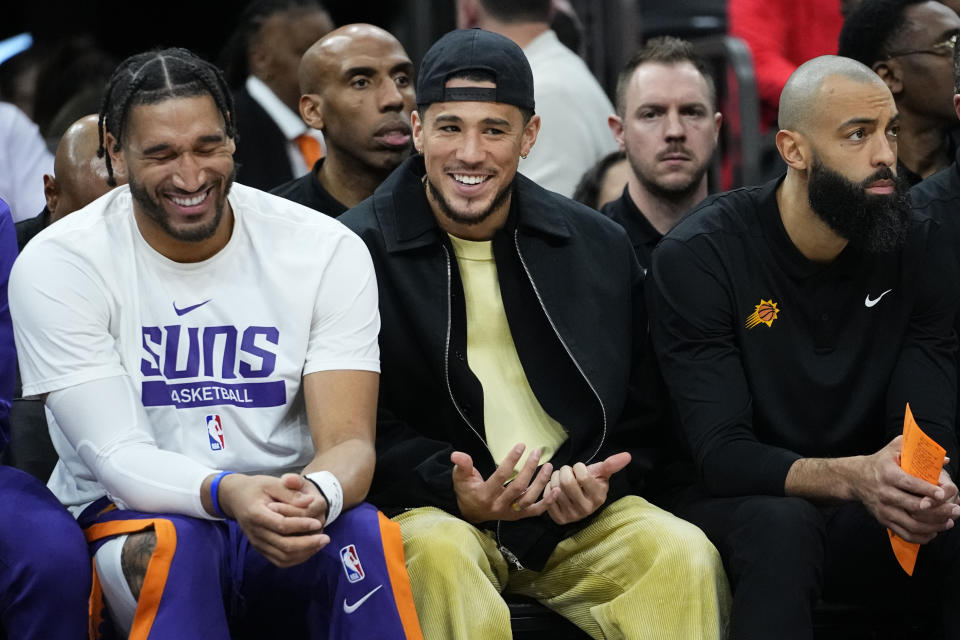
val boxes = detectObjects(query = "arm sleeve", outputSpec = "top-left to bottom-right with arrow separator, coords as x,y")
46,376 -> 218,519
886,226 -> 959,477
647,237 -> 800,496
8,236 -> 218,517
304,232 -> 380,375
0,202 -> 17,449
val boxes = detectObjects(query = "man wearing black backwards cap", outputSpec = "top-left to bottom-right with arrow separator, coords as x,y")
339,28 -> 729,639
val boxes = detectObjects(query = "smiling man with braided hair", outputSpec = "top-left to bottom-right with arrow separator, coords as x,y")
9,47 -> 422,639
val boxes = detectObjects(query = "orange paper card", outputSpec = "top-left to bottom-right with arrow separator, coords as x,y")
887,403 -> 946,576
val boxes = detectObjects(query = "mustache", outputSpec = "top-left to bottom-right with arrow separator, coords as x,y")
442,165 -> 494,175
164,182 -> 217,197
859,166 -> 896,188
655,144 -> 694,160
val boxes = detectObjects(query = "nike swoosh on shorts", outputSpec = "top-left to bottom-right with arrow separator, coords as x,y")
343,584 -> 383,614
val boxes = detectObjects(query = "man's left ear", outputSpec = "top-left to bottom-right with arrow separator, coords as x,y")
520,114 -> 541,158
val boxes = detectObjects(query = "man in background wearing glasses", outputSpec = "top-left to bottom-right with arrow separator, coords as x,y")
840,0 -> 960,185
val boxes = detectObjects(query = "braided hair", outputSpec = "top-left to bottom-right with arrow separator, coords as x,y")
97,47 -> 236,186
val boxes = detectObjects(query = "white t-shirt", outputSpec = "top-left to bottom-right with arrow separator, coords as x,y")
0,102 -> 54,222
519,30 -> 618,198
9,183 -> 380,513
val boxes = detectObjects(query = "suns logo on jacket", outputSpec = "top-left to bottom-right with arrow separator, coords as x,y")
745,299 -> 780,329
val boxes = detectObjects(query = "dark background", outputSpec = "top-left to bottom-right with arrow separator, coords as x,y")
0,0 -> 449,68
2,1 -> 406,61
0,0 -> 726,92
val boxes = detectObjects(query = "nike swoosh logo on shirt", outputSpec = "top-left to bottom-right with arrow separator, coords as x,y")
343,584 -> 383,614
864,289 -> 892,308
173,299 -> 212,316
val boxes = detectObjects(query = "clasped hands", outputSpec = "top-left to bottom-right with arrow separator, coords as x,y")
858,436 -> 960,544
451,443 -> 631,525
218,472 -> 330,567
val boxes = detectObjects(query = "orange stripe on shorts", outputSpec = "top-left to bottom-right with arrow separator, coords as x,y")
88,557 -> 105,640
84,518 -> 178,640
377,511 -> 424,640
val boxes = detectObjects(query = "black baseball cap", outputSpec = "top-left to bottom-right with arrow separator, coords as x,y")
416,29 -> 536,112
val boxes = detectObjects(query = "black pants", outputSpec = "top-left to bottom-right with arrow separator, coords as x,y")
663,488 -> 960,640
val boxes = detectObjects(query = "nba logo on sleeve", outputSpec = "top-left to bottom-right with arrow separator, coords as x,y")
340,545 -> 365,583
206,414 -> 225,451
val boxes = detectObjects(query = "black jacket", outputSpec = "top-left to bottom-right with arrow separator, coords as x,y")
910,150 -> 960,430
340,156 -> 663,570
232,87 -> 295,192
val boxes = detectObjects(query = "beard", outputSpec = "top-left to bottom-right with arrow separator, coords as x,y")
807,158 -> 910,253
425,175 -> 513,227
128,165 -> 236,243
631,145 -> 710,204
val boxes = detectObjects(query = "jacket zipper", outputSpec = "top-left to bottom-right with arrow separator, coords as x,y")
443,244 -> 527,570
513,229 -> 608,462
442,244 -> 488,449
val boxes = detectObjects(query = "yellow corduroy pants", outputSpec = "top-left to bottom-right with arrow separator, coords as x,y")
394,495 -> 730,639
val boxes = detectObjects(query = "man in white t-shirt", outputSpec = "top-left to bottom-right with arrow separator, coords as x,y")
9,48 -> 422,639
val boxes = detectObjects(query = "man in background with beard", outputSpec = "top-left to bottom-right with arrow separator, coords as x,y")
647,55 -> 960,639
602,36 -> 721,270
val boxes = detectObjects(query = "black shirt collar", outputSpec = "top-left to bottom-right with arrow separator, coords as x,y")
604,187 -> 663,247
307,158 -> 348,217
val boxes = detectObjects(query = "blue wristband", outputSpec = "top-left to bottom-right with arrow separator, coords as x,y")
210,470 -> 234,519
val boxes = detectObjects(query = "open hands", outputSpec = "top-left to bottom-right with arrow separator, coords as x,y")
451,443 -> 559,523
857,437 -> 960,544
544,452 -> 631,525
218,473 -> 329,567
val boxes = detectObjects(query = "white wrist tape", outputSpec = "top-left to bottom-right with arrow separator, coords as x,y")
306,470 -> 344,526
